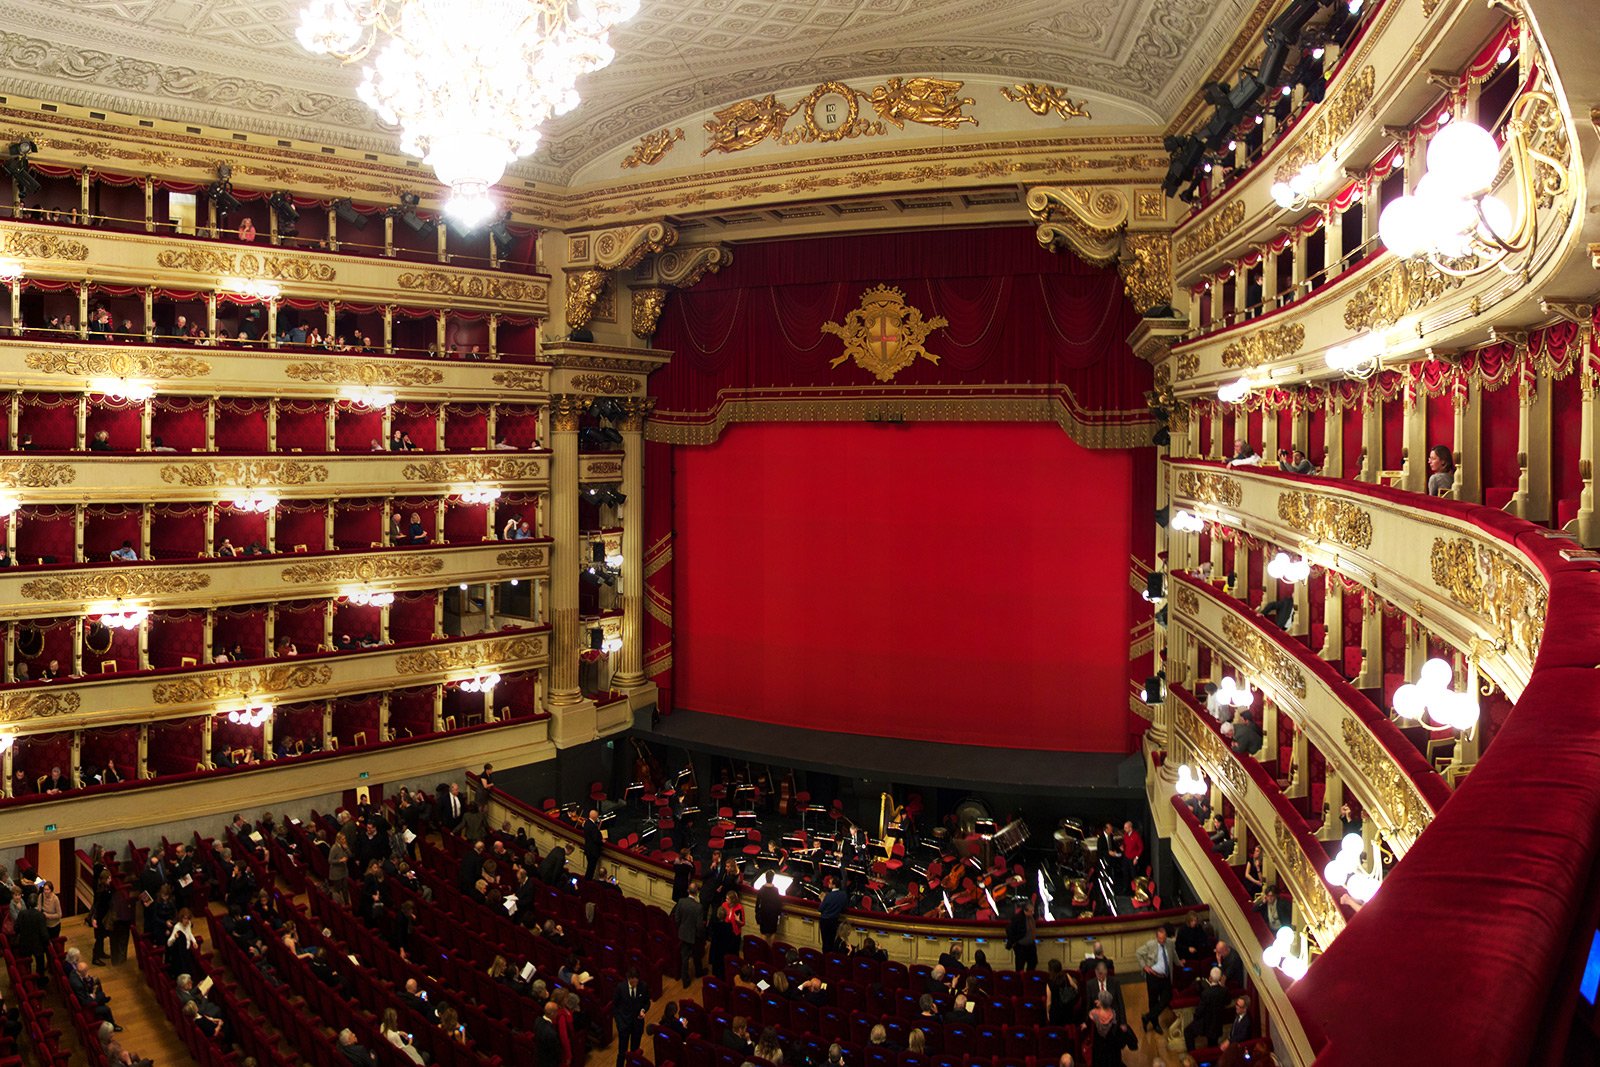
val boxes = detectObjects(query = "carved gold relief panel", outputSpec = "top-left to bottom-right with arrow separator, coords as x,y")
1173,201 -> 1245,266
1221,614 -> 1308,699
1429,537 -> 1548,662
1174,470 -> 1241,506
1221,323 -> 1305,370
1277,491 -> 1374,549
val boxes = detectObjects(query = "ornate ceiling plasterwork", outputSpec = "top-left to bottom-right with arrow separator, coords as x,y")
0,0 -> 1270,185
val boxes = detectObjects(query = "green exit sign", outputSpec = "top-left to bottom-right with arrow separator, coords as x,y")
359,772 -> 369,780
43,824 -> 56,834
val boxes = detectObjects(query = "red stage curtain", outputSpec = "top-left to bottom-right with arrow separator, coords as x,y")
214,400 -> 269,452
673,422 -> 1137,751
443,502 -> 487,544
272,506 -> 324,554
333,503 -> 382,550
443,405 -> 489,450
214,608 -> 266,660
148,612 -> 204,668
390,595 -> 436,644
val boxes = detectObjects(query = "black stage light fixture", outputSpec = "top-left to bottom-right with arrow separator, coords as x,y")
333,198 -> 369,229
600,488 -> 626,508
208,181 -> 243,217
489,212 -> 515,251
581,566 -> 602,586
1155,506 -> 1170,529
578,427 -> 606,449
396,191 -> 436,237
590,398 -> 626,422
592,541 -> 606,564
1153,426 -> 1171,447
1155,605 -> 1168,627
3,154 -> 39,198
568,326 -> 595,342
1143,673 -> 1167,704
589,628 -> 604,650
1146,572 -> 1166,600
269,191 -> 299,235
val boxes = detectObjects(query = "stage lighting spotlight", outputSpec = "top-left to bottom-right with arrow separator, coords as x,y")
333,198 -> 369,229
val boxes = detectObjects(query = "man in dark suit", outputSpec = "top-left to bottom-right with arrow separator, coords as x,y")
12,897 -> 47,973
583,809 -> 605,880
436,782 -> 464,831
1254,886 -> 1292,933
1083,962 -> 1121,1021
1213,940 -> 1245,989
337,1028 -> 376,1065
458,840 -> 486,892
755,871 -> 783,938
535,1001 -> 565,1067
1185,967 -> 1230,1051
1219,995 -> 1254,1065
400,978 -> 436,1020
671,883 -> 704,985
612,968 -> 650,1067
540,844 -> 571,887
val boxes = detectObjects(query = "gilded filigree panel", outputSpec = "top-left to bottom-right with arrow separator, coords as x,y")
280,556 -> 445,584
1339,716 -> 1433,850
26,348 -> 212,379
1221,323 -> 1305,370
20,572 -> 210,600
1173,469 -> 1241,506
1173,201 -> 1244,265
1221,615 -> 1307,699
1429,537 -> 1548,662
1276,491 -> 1374,549
152,664 -> 333,704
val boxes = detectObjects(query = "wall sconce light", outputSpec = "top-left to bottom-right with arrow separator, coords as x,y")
1176,764 -> 1209,796
90,377 -> 155,403
227,700 -> 274,727
342,586 -> 395,607
1171,510 -> 1206,533
459,672 -> 500,693
1262,926 -> 1311,980
1392,656 -> 1478,731
229,491 -> 280,513
340,386 -> 396,409
1267,551 -> 1311,582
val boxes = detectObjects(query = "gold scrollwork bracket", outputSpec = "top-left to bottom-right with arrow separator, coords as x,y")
565,269 -> 610,331
1026,186 -> 1130,266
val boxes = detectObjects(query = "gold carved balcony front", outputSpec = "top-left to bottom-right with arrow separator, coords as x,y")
1168,460 -> 1546,697
0,542 -> 550,622
0,628 -> 549,735
0,222 -> 549,318
1170,573 -> 1447,858
7,339 -> 550,402
0,453 -> 550,503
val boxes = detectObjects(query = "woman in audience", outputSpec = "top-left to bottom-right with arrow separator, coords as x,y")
906,1030 -> 927,1056
1087,991 -> 1136,1062
1426,445 -> 1456,496
327,831 -> 350,904
1242,845 -> 1266,896
1044,957 -> 1079,1025
438,1004 -> 467,1045
38,881 -> 62,939
555,990 -> 580,1067
183,999 -> 224,1042
754,1025 -> 784,1064
166,907 -> 199,976
867,1024 -> 893,1049
381,1006 -> 427,1064
711,887 -> 746,979
487,955 -> 512,986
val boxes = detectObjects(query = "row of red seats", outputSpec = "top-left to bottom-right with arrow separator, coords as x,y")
0,939 -> 61,1067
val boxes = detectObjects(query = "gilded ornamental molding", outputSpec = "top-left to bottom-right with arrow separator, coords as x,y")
26,348 -> 213,379
1173,200 -> 1244,266
160,461 -> 329,488
155,248 -> 336,283
280,555 -> 445,584
491,369 -> 549,392
1173,585 -> 1200,618
631,288 -> 669,339
566,269 -> 610,330
1271,819 -> 1344,946
590,223 -> 678,271
152,664 -> 333,705
0,460 -> 77,488
1344,259 -> 1459,332
284,361 -> 444,387
1027,185 -> 1129,266
569,373 -> 643,395
20,571 -> 210,600
621,128 -> 685,169
1174,469 -> 1241,506
550,394 -> 589,433
1340,716 -> 1432,849
1273,66 -> 1375,184
396,271 -> 547,304
1221,614 -> 1308,699
999,84 -> 1091,122
496,546 -> 550,569
648,244 -> 733,289
0,690 -> 81,723
396,634 -> 546,674
1429,537 -> 1548,662
617,397 -> 656,433
1119,233 -> 1173,315
399,458 -> 545,483
1,227 -> 88,261
1176,703 -> 1247,797
1221,323 -> 1305,370
1276,491 -> 1374,549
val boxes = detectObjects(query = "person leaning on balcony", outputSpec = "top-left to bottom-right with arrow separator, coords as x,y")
1227,442 -> 1262,468
1230,709 -> 1264,757
1427,445 -> 1456,496
90,430 -> 114,452
1255,885 -> 1292,933
110,540 -> 139,562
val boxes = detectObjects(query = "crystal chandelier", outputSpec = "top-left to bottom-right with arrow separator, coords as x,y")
297,0 -> 641,224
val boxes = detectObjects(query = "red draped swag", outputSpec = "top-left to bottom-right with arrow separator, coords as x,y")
645,227 -> 1156,752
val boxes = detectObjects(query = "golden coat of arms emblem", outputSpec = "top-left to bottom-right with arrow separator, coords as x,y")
822,285 -> 949,382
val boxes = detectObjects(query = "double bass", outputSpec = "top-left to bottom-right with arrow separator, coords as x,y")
630,738 -> 662,796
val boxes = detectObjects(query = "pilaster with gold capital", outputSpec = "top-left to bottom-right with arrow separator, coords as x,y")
612,398 -> 656,692
545,394 -> 596,741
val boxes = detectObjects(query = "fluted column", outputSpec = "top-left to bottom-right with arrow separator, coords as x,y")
612,398 -> 654,690
545,395 -> 593,736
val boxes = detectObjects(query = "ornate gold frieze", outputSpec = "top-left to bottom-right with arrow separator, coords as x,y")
822,286 -> 949,383
566,269 -> 610,330
395,635 -> 545,674
1339,717 -> 1432,849
160,461 -> 328,487
1174,469 -> 1241,506
25,348 -> 212,379
0,689 -> 81,723
570,373 -> 642,395
396,272 -> 547,304
400,458 -> 544,483
1221,323 -> 1305,370
1222,614 -> 1308,699
1277,491 -> 1373,549
1177,704 -> 1247,796
1429,537 -> 1548,661
1175,352 -> 1200,381
631,287 -> 669,339
1027,185 -> 1129,266
702,77 -> 976,156
592,223 -> 678,271
155,248 -> 336,283
583,459 -> 624,478
284,361 -> 444,387
999,83 -> 1091,122
1344,259 -> 1458,332
551,394 -> 588,432
2,228 -> 89,261
1272,820 -> 1344,945
1119,233 -> 1173,315
495,546 -> 549,569
1274,66 -> 1375,184
152,664 -> 333,704
281,555 -> 445,585
20,571 -> 210,600
0,460 -> 76,488
491,369 -> 548,391
1135,190 -> 1166,220
1173,585 -> 1200,618
621,128 -> 685,169
1173,200 -> 1245,265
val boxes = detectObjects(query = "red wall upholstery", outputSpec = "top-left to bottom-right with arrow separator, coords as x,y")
273,507 -> 323,553
674,422 -> 1137,751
